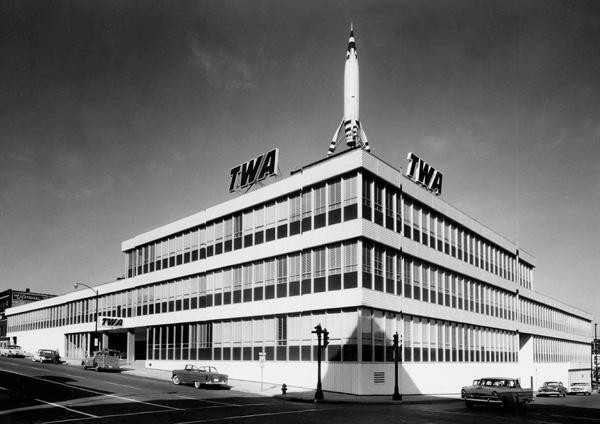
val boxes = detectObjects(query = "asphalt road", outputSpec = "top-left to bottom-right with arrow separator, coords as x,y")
1,357 -> 599,424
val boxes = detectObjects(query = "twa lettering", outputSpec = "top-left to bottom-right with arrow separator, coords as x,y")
229,148 -> 279,193
405,152 -> 443,195
101,318 -> 123,327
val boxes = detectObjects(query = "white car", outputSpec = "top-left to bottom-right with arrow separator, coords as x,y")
568,382 -> 592,395
1,345 -> 25,358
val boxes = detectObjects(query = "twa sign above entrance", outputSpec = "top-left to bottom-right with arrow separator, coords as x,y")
98,317 -> 124,329
229,148 -> 280,193
405,152 -> 443,196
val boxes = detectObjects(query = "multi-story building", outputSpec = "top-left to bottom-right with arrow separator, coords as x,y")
1,288 -> 55,345
5,148 -> 591,394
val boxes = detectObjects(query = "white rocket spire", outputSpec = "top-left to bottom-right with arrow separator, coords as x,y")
328,24 -> 370,156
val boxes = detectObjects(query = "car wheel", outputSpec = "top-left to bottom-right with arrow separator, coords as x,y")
194,380 -> 201,389
562,393 -> 566,397
81,361 -> 87,370
496,394 -> 507,409
172,375 -> 181,385
461,389 -> 466,399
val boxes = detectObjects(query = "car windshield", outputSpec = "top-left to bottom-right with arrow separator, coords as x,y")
544,382 -> 560,387
572,383 -> 587,386
8,345 -> 21,349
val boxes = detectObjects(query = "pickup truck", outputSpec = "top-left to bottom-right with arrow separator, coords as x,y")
461,377 -> 534,409
81,349 -> 121,371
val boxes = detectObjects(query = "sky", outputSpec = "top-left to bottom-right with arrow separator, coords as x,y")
0,0 -> 599,328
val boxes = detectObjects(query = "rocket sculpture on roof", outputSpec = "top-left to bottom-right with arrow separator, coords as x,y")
328,23 -> 370,156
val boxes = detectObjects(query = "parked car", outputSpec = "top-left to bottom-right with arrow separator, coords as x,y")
81,349 -> 121,371
537,381 -> 567,397
32,349 -> 61,364
171,364 -> 229,389
0,345 -> 25,358
568,382 -> 592,396
461,377 -> 534,409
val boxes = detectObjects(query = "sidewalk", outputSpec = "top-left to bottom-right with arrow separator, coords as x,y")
117,363 -> 462,405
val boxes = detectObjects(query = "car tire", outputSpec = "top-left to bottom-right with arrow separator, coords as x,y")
461,389 -> 466,399
496,394 -> 507,409
81,361 -> 87,370
194,381 -> 201,389
172,375 -> 181,385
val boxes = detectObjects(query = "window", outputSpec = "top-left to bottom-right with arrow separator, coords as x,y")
362,242 -> 372,289
289,194 -> 301,235
243,210 -> 253,247
277,256 -> 287,297
276,199 -> 288,239
233,215 -> 242,249
385,187 -> 394,230
302,189 -> 312,232
328,244 -> 342,291
362,174 -> 372,220
314,248 -> 326,292
343,174 -> 358,220
314,185 -> 326,228
254,206 -> 264,245
328,179 -> 342,224
374,247 -> 383,291
265,203 -> 276,242
302,251 -> 312,295
374,181 -> 383,225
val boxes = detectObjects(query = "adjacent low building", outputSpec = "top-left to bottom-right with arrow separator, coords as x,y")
5,148 -> 591,395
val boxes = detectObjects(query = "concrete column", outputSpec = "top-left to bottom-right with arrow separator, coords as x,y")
127,329 -> 135,364
518,333 -> 534,388
101,333 -> 109,350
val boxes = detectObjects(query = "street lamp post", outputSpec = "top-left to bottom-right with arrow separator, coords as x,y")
74,283 -> 99,352
393,332 -> 402,401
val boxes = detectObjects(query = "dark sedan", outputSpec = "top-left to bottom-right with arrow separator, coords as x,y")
537,381 -> 567,397
171,364 -> 229,389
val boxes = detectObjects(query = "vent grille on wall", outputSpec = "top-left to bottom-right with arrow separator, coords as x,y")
374,371 -> 385,384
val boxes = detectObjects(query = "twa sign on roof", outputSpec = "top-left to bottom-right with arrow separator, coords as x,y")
405,152 -> 443,196
229,148 -> 279,193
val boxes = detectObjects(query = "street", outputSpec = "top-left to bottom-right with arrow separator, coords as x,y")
1,357 -> 599,423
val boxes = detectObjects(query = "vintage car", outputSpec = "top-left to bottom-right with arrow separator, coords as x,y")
171,364 -> 229,389
32,349 -> 61,364
461,377 -> 534,409
81,349 -> 121,371
0,345 -> 25,358
537,381 -> 567,397
568,382 -> 592,395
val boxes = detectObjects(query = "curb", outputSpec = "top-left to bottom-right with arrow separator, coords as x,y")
274,394 -> 463,405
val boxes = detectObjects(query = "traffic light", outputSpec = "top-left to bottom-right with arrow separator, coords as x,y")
322,329 -> 329,348
393,333 -> 399,347
312,324 -> 322,334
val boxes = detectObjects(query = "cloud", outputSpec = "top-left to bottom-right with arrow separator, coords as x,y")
187,32 -> 256,92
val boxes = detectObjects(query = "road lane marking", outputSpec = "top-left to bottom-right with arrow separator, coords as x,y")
173,394 -> 241,406
174,408 -> 333,424
34,397 -> 98,418
0,366 -> 182,412
105,381 -> 138,389
41,408 -> 176,424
